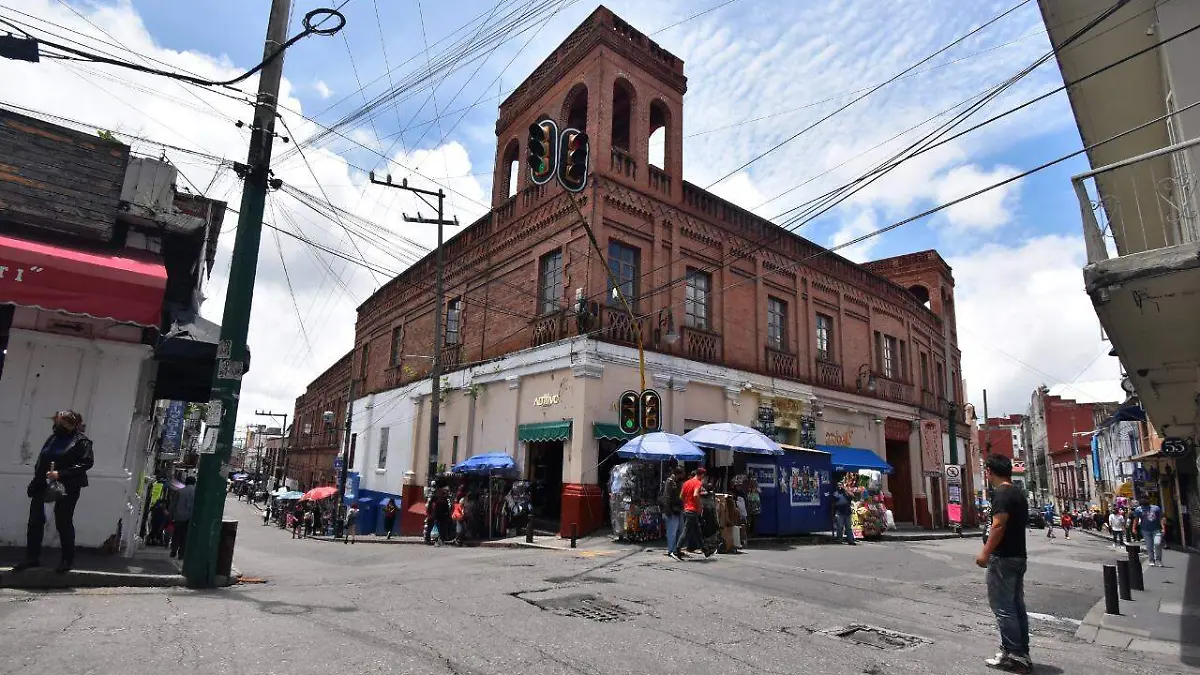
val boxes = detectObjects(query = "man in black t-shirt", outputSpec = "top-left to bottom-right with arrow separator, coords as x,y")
976,454 -> 1031,673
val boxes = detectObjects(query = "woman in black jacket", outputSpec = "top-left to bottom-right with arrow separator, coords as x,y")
14,410 -> 94,573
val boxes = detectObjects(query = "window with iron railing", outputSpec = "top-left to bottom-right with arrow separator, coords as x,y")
684,268 -> 711,330
607,241 -> 639,307
445,298 -> 462,345
816,313 -> 833,361
767,297 -> 786,350
539,249 -> 564,315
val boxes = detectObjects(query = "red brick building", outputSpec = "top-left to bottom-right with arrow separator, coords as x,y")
1030,390 -> 1118,510
288,350 -> 352,491
982,415 -> 1026,459
338,7 -> 968,535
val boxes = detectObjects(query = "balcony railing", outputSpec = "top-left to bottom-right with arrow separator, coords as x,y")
765,346 -> 797,379
873,373 -> 914,404
816,360 -> 842,388
921,389 -> 936,411
441,343 -> 463,370
602,307 -> 643,346
611,146 -> 637,179
681,325 -> 722,364
1074,136 -> 1200,264
649,165 -> 671,196
530,310 -> 566,347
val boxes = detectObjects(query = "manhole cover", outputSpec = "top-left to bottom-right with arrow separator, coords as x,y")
820,624 -> 931,651
522,593 -> 637,622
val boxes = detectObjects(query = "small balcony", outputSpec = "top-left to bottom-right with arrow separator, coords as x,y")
441,343 -> 463,370
816,359 -> 842,389
602,306 -> 643,346
1073,137 -> 1200,433
871,373 -> 915,405
649,165 -> 671,196
921,389 -> 937,411
680,325 -> 722,364
611,146 -> 637,179
530,309 -> 566,348
764,346 -> 797,379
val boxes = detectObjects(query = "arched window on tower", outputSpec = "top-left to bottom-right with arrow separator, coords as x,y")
501,139 -> 519,198
563,83 -> 588,133
648,100 -> 669,168
611,78 -> 634,152
909,284 -> 931,310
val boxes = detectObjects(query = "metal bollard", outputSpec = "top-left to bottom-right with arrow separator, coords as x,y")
1103,565 -> 1120,615
570,523 -> 578,549
1116,559 -> 1133,601
1125,544 -> 1144,591
525,518 -> 534,544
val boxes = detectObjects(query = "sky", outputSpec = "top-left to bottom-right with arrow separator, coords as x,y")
0,0 -> 1129,427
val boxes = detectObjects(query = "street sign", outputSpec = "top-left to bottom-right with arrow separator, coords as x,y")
334,457 -> 344,470
943,465 -> 961,482
1162,437 -> 1193,458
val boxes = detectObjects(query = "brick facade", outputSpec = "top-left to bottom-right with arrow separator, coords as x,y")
351,7 -> 964,429
288,351 -> 352,491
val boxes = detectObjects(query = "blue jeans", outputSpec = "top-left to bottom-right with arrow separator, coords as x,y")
665,514 -> 681,554
987,556 -> 1029,658
1142,529 -> 1163,564
675,511 -> 702,552
834,511 -> 854,543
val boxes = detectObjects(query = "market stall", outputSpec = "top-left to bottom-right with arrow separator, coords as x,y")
451,453 -> 521,539
745,446 -> 833,537
610,432 -> 704,543
817,445 -> 894,540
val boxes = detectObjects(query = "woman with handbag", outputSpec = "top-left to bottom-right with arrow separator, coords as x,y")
14,410 -> 94,573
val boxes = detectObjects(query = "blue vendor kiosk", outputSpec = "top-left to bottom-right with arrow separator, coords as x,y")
745,446 -> 833,536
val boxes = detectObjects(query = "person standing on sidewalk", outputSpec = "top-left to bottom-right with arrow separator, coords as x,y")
1133,498 -> 1164,566
976,455 -> 1032,674
344,502 -> 359,544
14,411 -> 94,573
1108,509 -> 1126,548
831,483 -> 857,545
169,476 -> 196,559
383,499 -> 398,539
1060,512 -> 1072,539
660,466 -> 685,558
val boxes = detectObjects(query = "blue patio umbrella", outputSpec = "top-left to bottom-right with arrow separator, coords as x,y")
452,452 -> 518,475
616,432 -> 705,461
683,423 -> 783,455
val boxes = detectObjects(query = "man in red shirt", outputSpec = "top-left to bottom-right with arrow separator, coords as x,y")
671,469 -> 713,560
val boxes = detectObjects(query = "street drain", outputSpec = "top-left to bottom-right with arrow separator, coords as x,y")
522,593 -> 637,622
820,624 -> 931,651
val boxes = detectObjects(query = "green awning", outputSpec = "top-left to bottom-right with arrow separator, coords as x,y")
518,420 -> 572,442
593,422 -> 631,441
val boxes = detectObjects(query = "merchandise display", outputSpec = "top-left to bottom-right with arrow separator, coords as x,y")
609,462 -> 666,543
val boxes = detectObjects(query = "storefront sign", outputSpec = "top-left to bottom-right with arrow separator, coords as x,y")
162,401 -> 186,455
1162,437 -> 1193,457
1012,460 -> 1026,474
920,420 -> 941,474
533,394 -> 560,407
884,418 -> 911,442
824,428 -> 854,446
772,397 -> 805,420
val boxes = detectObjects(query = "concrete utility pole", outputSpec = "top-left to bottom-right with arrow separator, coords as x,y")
183,0 -> 292,589
335,378 -> 355,538
368,174 -> 457,483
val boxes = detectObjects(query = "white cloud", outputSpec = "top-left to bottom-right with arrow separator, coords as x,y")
314,80 -> 333,99
934,163 -> 1021,232
950,235 -> 1122,416
830,209 -> 881,263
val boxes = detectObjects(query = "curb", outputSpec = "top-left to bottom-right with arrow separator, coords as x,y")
0,568 -> 186,590
877,531 -> 973,542
1077,596 -> 1200,658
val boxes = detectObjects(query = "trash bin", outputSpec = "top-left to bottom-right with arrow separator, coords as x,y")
216,520 -> 238,578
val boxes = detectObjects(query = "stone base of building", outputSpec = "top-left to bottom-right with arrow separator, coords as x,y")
560,483 -> 605,538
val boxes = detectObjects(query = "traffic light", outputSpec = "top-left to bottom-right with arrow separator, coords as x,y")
558,127 -> 589,192
527,119 -> 558,185
619,390 -> 640,435
641,389 -> 661,432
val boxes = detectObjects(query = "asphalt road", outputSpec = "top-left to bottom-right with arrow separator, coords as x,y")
0,499 -> 1188,675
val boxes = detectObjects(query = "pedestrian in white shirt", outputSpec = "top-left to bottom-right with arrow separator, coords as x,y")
1108,510 -> 1126,548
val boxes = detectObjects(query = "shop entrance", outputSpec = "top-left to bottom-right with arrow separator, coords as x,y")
885,439 -> 914,523
527,440 -> 564,527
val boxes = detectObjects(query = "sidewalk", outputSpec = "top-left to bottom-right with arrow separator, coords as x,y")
1076,544 -> 1200,663
0,545 -> 185,590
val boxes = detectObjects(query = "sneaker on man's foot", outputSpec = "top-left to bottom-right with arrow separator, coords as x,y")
984,653 -> 1014,670
1007,655 -> 1033,674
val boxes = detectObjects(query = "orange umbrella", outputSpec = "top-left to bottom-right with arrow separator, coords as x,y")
300,486 -> 338,501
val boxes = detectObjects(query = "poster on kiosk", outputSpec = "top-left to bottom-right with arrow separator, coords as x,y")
746,447 -> 833,536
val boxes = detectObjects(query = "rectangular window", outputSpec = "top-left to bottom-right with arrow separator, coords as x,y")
899,339 -> 908,380
360,342 -> 370,379
378,427 -> 389,469
920,352 -> 929,390
445,298 -> 462,345
936,362 -> 945,398
882,336 -> 897,379
538,249 -> 564,314
684,268 -> 711,329
767,297 -> 786,350
389,326 -> 403,367
607,241 -> 639,306
815,314 -> 833,361
452,435 -> 460,463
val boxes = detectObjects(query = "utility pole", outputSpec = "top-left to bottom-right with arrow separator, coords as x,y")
368,174 -> 457,483
183,0 -> 292,589
255,410 -> 288,491
982,389 -> 991,455
335,378 -> 355,538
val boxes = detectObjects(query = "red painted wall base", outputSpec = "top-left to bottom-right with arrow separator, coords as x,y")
400,484 -> 427,536
914,495 -> 932,529
560,483 -> 605,538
